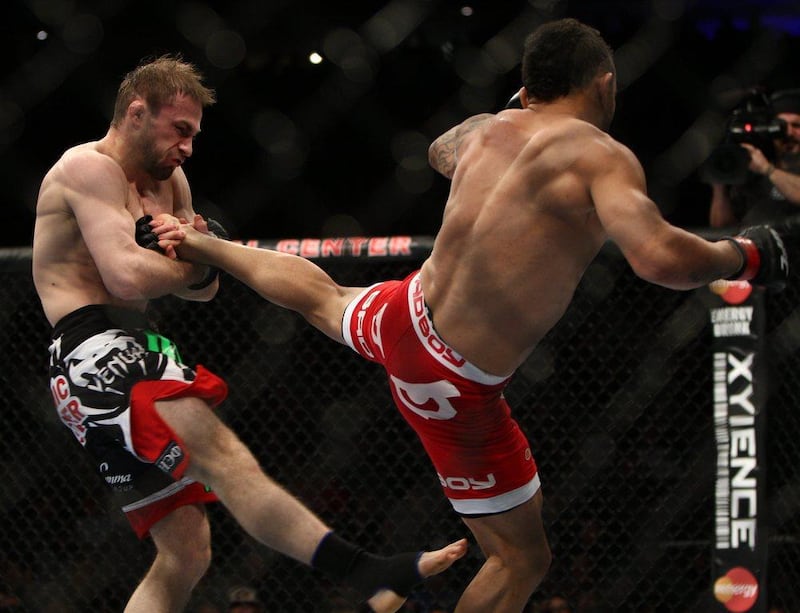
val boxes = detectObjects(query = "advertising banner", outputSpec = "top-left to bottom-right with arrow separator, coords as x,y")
708,280 -> 768,613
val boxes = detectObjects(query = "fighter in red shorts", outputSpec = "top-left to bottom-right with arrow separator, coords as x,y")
165,19 -> 788,613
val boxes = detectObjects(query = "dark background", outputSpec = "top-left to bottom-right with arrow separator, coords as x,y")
4,3 -> 800,611
3,0 -> 800,246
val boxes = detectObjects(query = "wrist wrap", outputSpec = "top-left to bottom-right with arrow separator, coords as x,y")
723,236 -> 761,281
188,266 -> 220,290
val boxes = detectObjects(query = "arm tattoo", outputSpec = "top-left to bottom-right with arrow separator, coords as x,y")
432,130 -> 458,178
431,113 -> 493,178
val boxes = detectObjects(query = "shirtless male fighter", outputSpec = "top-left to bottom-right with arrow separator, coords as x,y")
32,54 -> 465,613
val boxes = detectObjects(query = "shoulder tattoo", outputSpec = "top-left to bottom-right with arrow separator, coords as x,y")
431,114 -> 493,178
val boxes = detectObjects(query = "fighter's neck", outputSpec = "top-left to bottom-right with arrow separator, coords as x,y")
96,130 -> 161,190
526,95 -> 604,129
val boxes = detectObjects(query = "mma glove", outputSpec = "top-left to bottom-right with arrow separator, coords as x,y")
722,225 -> 790,291
187,217 -> 230,290
205,217 -> 230,241
134,215 -> 165,254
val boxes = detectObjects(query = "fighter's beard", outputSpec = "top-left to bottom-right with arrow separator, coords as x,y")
149,164 -> 176,181
141,151 -> 176,181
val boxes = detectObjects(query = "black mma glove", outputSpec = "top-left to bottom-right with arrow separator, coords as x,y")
187,217 -> 230,290
722,225 -> 789,291
205,217 -> 230,241
134,215 -> 165,254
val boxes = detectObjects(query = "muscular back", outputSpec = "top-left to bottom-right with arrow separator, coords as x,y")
421,112 -> 616,376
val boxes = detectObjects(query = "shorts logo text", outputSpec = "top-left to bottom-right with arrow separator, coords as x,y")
156,442 -> 185,475
354,290 -> 385,359
88,344 -> 147,391
50,374 -> 87,445
438,473 -> 497,491
411,278 -> 466,369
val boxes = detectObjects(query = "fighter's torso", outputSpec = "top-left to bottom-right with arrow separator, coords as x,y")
32,142 -> 182,326
422,112 -> 611,376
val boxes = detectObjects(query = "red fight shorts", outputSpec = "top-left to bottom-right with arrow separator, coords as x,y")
341,271 -> 540,515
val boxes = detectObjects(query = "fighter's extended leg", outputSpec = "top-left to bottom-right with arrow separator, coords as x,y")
155,396 -> 467,612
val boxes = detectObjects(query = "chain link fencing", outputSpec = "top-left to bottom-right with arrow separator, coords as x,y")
0,239 -> 798,612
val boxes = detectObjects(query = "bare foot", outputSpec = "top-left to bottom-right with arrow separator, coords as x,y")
365,538 -> 468,613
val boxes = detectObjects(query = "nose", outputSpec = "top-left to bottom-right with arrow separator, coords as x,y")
179,137 -> 193,158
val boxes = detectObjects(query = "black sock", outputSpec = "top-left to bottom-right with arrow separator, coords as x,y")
311,531 -> 422,599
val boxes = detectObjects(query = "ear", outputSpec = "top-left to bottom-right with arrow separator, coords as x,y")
518,86 -> 530,108
128,99 -> 146,123
598,71 -> 615,96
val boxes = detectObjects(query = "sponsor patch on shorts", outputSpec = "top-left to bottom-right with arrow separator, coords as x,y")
155,441 -> 185,475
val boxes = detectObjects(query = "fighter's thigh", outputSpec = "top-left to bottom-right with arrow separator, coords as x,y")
154,396 -> 253,482
461,489 -> 549,560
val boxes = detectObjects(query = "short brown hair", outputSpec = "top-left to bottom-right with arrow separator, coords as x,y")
521,18 -> 614,103
111,54 -> 216,126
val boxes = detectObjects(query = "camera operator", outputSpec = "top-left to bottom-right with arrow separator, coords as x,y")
709,88 -> 800,229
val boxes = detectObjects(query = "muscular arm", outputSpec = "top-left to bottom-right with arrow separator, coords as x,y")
175,227 -> 360,343
63,153 -> 207,300
428,114 -> 494,178
590,141 -> 743,289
